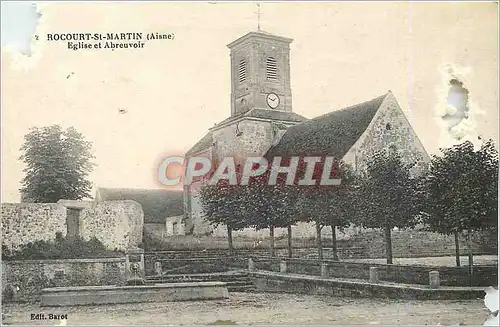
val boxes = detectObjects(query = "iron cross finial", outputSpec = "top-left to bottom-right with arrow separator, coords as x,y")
257,2 -> 261,31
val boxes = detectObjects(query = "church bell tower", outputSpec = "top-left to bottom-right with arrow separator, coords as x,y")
227,31 -> 293,116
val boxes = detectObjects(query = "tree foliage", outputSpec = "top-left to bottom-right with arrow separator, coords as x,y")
245,172 -> 298,229
420,140 -> 498,266
421,140 -> 498,234
199,181 -> 248,231
245,171 -> 300,256
297,162 -> 357,228
19,125 -> 95,203
295,161 -> 358,260
356,150 -> 420,263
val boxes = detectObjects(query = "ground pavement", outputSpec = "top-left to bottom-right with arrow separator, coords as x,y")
2,292 -> 490,325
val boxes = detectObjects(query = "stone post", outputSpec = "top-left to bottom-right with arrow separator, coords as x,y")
248,258 -> 255,272
154,261 -> 162,276
369,267 -> 379,283
139,254 -> 145,278
280,260 -> 287,273
125,254 -> 130,280
321,263 -> 329,278
429,271 -> 440,288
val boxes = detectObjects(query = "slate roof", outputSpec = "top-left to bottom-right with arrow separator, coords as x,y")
186,132 -> 213,156
227,30 -> 293,48
214,109 -> 307,128
247,109 -> 308,123
96,188 -> 184,223
185,109 -> 307,156
265,93 -> 389,159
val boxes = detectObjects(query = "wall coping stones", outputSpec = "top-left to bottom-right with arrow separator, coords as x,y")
249,271 -> 485,291
249,271 -> 487,299
250,256 -> 498,270
42,281 -> 228,293
3,257 -> 126,265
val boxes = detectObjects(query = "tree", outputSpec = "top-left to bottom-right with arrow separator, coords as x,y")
245,172 -> 299,257
421,140 -> 498,267
294,159 -> 354,260
199,181 -> 248,255
19,125 -> 95,203
356,150 -> 420,264
322,162 -> 358,260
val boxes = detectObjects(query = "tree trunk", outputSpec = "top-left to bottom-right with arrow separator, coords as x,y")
227,225 -> 234,256
467,230 -> 474,286
454,231 -> 461,266
331,224 -> 339,261
269,225 -> 275,257
384,226 -> 393,264
315,222 -> 323,260
287,225 -> 293,258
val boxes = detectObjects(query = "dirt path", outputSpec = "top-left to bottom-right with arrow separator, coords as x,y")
2,292 -> 490,325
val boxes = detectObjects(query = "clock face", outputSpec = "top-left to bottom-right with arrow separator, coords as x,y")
266,93 -> 280,109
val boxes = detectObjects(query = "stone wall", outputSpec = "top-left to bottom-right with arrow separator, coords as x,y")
212,120 -> 276,162
249,257 -> 497,287
1,258 -> 127,303
80,200 -> 144,251
343,92 -> 430,176
211,222 -> 359,240
144,222 -> 167,240
141,227 -> 495,259
347,229 -> 489,258
1,203 -> 67,250
166,215 -> 185,235
249,271 -> 485,300
1,201 -> 144,252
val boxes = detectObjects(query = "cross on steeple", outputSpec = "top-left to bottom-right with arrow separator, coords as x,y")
256,2 -> 261,31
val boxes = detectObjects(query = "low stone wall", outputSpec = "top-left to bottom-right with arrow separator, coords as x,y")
248,257 -> 498,287
1,258 -> 127,303
250,271 -> 486,300
145,257 -> 235,276
143,246 -> 366,261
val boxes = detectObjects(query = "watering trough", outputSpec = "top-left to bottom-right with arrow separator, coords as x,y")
40,251 -> 229,306
40,282 -> 229,306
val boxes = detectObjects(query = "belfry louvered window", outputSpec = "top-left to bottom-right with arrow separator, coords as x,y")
266,57 -> 278,81
238,59 -> 247,83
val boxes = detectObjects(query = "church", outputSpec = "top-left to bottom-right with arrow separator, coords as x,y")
183,29 -> 430,238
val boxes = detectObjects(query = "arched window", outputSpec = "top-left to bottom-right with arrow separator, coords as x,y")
238,59 -> 247,83
266,57 -> 278,81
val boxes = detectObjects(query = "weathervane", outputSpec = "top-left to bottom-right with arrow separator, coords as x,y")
256,2 -> 261,31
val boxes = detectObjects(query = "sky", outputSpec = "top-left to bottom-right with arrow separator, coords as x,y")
1,1 -> 498,203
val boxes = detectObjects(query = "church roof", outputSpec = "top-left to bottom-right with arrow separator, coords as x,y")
215,108 -> 307,127
96,188 -> 184,223
227,30 -> 293,48
265,93 -> 389,159
247,108 -> 308,123
185,109 -> 307,156
186,132 -> 213,156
